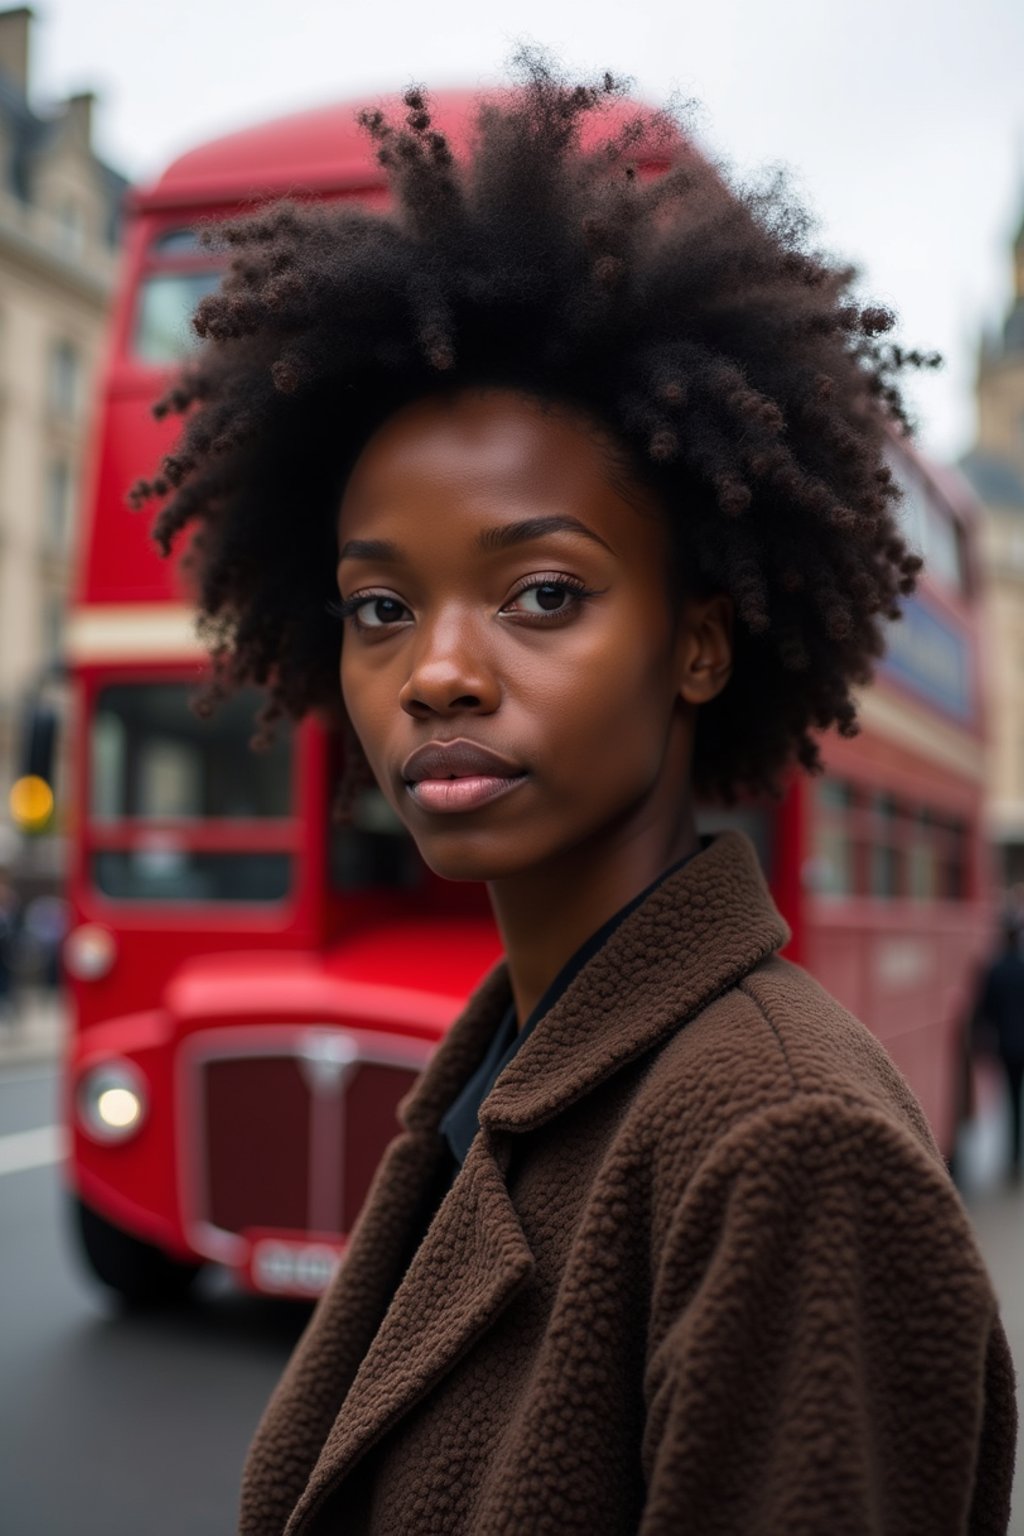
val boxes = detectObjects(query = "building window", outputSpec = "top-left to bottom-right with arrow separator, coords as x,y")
55,199 -> 86,258
46,458 -> 73,546
41,591 -> 64,660
48,339 -> 80,418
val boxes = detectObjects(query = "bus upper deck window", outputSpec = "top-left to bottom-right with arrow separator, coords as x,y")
132,227 -> 223,365
151,228 -> 206,257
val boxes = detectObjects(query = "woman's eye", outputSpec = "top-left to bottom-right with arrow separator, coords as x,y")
506,579 -> 588,618
339,594 -> 410,628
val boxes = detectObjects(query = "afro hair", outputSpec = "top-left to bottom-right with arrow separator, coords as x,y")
130,51 -> 935,806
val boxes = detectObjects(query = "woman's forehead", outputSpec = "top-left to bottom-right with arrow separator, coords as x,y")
337,387 -> 666,546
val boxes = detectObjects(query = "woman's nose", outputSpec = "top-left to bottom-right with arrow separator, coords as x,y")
398,614 -> 501,718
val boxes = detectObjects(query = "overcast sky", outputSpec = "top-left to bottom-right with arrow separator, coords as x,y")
30,0 -> 1024,465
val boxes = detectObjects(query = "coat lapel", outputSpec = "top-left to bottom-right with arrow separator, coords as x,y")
285,1128 -> 533,1534
391,832 -> 786,1148
480,829 -> 789,1136
280,830 -> 786,1532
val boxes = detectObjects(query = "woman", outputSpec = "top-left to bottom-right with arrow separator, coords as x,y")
134,59 -> 1016,1535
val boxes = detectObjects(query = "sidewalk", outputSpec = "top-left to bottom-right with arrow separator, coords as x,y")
0,984 -> 67,1068
957,1061 -> 1024,1535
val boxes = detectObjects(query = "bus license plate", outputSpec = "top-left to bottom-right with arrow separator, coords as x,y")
243,1230 -> 345,1296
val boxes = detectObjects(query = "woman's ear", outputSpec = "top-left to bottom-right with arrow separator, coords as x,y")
677,593 -> 734,706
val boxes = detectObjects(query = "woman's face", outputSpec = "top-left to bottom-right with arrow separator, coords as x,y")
336,388 -> 731,883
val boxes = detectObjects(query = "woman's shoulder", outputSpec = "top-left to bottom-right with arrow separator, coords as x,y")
630,953 -> 944,1201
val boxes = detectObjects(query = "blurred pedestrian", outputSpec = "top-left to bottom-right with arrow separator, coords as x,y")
22,893 -> 69,989
0,868 -> 21,1025
974,916 -> 1024,1183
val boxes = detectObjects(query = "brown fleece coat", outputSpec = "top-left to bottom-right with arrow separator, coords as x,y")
239,831 -> 1017,1534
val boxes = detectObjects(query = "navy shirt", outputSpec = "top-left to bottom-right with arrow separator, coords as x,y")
439,846 -> 702,1177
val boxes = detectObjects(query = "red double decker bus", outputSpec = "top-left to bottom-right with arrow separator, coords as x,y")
57,94 -> 992,1306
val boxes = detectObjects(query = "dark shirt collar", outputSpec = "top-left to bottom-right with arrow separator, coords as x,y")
439,845 -> 702,1168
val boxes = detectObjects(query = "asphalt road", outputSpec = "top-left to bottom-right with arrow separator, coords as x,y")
0,1063 -> 310,1536
1,1050 -> 1022,1536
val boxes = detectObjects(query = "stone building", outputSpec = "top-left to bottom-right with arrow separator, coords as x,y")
0,6 -> 127,870
961,205 -> 1024,887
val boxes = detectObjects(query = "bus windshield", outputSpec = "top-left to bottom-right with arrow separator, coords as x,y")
89,682 -> 294,903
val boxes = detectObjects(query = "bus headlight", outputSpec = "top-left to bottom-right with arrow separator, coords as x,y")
64,924 -> 117,981
77,1061 -> 148,1144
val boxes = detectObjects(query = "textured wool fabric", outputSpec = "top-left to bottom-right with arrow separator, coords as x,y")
238,831 -> 1017,1535
440,847 -> 700,1172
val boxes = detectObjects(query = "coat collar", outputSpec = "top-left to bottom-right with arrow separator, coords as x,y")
281,830 -> 787,1532
400,828 -> 789,1138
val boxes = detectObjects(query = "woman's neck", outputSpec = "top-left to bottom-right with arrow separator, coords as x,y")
487,805 -> 699,1029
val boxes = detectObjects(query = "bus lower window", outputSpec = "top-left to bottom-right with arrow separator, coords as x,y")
908,811 -> 940,900
868,793 -> 903,899
810,779 -> 855,898
329,787 -> 422,891
938,819 -> 968,900
93,850 -> 291,903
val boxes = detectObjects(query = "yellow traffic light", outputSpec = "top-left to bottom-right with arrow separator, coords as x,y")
9,774 -> 54,831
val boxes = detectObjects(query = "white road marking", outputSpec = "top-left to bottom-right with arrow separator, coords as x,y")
0,1124 -> 66,1176
0,1069 -> 56,1090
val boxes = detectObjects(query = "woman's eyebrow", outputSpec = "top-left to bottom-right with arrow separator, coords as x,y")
476,515 -> 613,554
338,515 -> 613,567
338,537 -> 399,563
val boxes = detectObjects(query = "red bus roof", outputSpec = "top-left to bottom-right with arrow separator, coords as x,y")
132,89 -> 670,211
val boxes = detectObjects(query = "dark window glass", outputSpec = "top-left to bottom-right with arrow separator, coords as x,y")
811,778 -> 855,898
93,850 -> 290,903
870,843 -> 902,898
90,683 -> 292,821
329,787 -> 422,891
907,809 -> 940,901
817,779 -> 853,812
150,227 -> 205,257
46,458 -> 72,545
868,792 -> 903,899
49,338 -> 80,416
694,803 -> 775,885
938,819 -> 968,900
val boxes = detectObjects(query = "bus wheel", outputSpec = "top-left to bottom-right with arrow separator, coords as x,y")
69,1195 -> 204,1308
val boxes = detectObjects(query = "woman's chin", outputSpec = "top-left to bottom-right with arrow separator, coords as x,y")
413,833 -> 544,886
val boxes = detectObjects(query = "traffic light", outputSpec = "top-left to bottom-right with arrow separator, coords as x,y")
9,774 -> 54,832
10,697 -> 58,832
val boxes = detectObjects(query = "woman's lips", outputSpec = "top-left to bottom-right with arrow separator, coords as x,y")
401,737 -> 528,814
407,774 -> 527,814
